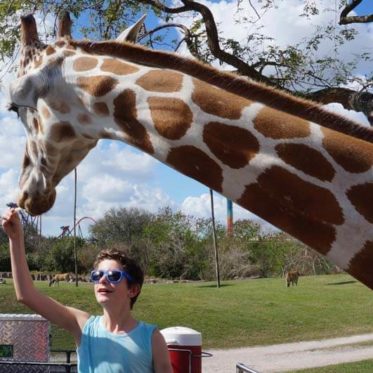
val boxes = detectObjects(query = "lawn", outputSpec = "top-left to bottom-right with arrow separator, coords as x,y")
289,359 -> 373,372
1,273 -> 373,351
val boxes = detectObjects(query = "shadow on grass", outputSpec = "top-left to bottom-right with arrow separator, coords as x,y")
326,280 -> 357,286
196,283 -> 233,289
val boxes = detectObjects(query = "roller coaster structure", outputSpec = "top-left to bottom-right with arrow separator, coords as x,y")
58,216 -> 97,238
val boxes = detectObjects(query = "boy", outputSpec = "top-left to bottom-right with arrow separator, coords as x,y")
2,208 -> 172,372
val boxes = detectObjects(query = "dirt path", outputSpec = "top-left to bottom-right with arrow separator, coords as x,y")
202,333 -> 373,372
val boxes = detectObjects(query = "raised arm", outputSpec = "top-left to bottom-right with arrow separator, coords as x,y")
1,209 -> 89,344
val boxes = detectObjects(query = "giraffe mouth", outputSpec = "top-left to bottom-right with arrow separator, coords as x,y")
17,189 -> 56,216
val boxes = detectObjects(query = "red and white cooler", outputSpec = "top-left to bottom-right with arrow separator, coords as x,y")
161,326 -> 202,373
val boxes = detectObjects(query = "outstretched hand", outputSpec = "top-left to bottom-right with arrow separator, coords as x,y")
1,209 -> 23,241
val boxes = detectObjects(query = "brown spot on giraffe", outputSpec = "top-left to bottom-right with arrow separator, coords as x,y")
46,46 -> 56,55
238,181 -> 336,255
261,166 -> 343,224
254,107 -> 311,139
348,241 -> 373,289
55,40 -> 66,48
63,51 -> 75,57
137,70 -> 183,92
65,42 -> 76,50
276,143 -> 335,182
322,128 -> 373,173
49,100 -> 70,114
23,154 -> 31,169
347,183 -> 373,224
101,59 -> 139,75
93,102 -> 110,116
23,58 -> 29,69
113,89 -> 154,154
167,145 -> 223,192
239,165 -> 343,235
148,97 -> 193,140
77,113 -> 92,125
49,122 -> 76,142
77,76 -> 118,97
203,121 -> 259,169
73,57 -> 98,71
33,118 -> 39,133
192,79 -> 250,120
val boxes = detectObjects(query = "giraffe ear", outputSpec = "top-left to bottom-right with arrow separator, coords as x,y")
57,11 -> 72,38
116,14 -> 146,43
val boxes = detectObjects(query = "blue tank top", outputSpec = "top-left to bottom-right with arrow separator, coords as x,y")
77,316 -> 156,373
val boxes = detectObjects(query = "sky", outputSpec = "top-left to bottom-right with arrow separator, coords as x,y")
0,0 -> 372,237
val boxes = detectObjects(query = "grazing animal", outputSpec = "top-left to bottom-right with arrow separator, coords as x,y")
285,271 -> 300,287
8,12 -> 373,290
49,273 -> 71,287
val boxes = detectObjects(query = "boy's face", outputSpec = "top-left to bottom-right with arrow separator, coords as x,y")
94,259 -> 139,308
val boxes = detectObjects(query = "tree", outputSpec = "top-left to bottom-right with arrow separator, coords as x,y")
44,236 -> 85,273
90,207 -> 153,247
0,1 -> 372,122
144,207 -> 208,279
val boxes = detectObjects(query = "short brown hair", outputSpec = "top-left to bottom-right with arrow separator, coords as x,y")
94,248 -> 144,308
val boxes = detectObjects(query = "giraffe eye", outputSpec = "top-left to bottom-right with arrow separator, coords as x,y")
7,103 -> 19,116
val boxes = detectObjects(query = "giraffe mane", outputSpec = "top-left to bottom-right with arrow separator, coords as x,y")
69,39 -> 373,144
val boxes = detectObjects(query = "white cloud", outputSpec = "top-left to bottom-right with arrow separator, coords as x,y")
79,176 -> 174,219
0,169 -> 19,207
181,192 -> 276,233
78,141 -> 156,181
323,103 -> 370,127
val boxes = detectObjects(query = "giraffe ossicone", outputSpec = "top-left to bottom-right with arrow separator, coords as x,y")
8,12 -> 373,289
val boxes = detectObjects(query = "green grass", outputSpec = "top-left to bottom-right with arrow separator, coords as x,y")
1,273 -> 373,351
288,359 -> 373,372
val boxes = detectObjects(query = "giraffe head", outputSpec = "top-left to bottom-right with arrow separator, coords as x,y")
8,13 -> 145,215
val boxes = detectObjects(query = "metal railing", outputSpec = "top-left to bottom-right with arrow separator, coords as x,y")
0,361 -> 77,372
168,348 -> 212,373
236,362 -> 261,373
0,349 -> 77,373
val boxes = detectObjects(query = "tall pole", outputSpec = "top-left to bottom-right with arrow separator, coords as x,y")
73,168 -> 78,287
209,189 -> 221,288
227,199 -> 233,236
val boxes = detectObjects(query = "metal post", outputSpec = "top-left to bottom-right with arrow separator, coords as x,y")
73,168 -> 78,287
227,199 -> 233,236
209,189 -> 221,288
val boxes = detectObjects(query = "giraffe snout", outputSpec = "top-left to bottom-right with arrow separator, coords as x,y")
17,188 -> 56,216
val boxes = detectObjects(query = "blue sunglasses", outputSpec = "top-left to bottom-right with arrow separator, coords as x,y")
90,269 -> 133,284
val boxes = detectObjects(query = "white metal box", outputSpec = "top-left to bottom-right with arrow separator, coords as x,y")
0,314 -> 49,362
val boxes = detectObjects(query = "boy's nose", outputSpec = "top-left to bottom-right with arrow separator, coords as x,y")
98,274 -> 109,284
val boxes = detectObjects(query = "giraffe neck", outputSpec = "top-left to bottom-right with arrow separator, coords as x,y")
70,40 -> 373,144
55,50 -> 373,289
19,42 -> 46,77
15,39 -> 373,289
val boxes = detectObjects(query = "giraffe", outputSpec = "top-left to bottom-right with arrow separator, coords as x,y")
8,13 -> 373,289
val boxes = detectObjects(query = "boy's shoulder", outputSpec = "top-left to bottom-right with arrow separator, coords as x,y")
137,320 -> 157,335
